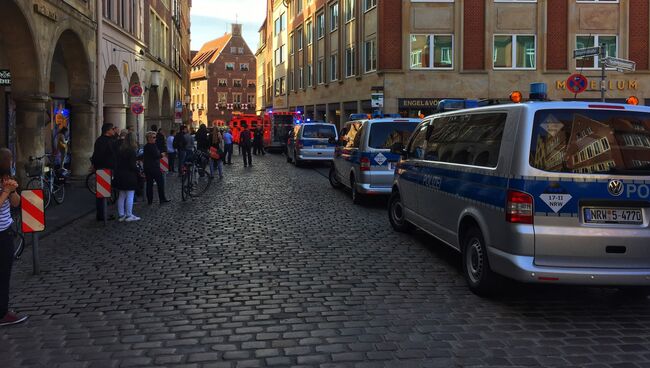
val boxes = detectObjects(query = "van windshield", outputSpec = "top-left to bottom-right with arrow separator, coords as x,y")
530,109 -> 650,174
302,124 -> 336,139
369,122 -> 418,149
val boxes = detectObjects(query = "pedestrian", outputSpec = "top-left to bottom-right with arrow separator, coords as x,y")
144,131 -> 171,205
253,127 -> 260,156
173,126 -> 188,175
56,127 -> 69,168
195,124 -> 210,153
209,127 -> 224,179
0,148 -> 27,327
239,123 -> 253,167
166,129 -> 176,172
91,123 -> 118,221
113,132 -> 141,222
156,128 -> 167,155
254,127 -> 265,156
223,128 -> 234,165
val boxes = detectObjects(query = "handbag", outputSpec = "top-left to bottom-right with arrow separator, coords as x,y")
209,147 -> 221,160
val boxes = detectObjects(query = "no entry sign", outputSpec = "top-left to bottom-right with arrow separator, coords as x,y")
129,83 -> 143,97
131,103 -> 144,115
567,74 -> 588,94
21,190 -> 45,233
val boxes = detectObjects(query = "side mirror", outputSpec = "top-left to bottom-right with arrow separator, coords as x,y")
390,143 -> 406,156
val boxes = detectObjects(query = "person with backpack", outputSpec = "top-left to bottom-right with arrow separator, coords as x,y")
239,123 -> 253,167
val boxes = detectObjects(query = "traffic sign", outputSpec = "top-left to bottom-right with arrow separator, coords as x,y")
131,103 -> 144,115
175,100 -> 183,111
566,74 -> 589,94
129,83 -> 143,97
21,190 -> 45,233
96,169 -> 112,198
602,57 -> 636,72
129,96 -> 144,104
573,47 -> 601,59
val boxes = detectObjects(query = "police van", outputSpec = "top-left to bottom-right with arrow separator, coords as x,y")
389,87 -> 650,296
329,114 -> 421,203
286,121 -> 338,166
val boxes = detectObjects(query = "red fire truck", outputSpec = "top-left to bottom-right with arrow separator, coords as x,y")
229,114 -> 263,144
264,111 -> 303,151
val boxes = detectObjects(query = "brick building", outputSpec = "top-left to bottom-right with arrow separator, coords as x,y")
259,0 -> 650,128
190,24 -> 257,127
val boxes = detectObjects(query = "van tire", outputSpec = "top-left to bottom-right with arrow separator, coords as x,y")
329,166 -> 342,189
388,191 -> 412,232
350,176 -> 363,205
462,227 -> 499,296
293,151 -> 302,167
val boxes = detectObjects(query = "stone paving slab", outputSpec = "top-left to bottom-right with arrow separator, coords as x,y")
1,155 -> 649,368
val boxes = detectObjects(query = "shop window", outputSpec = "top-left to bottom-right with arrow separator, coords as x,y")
410,35 -> 453,69
493,34 -> 536,69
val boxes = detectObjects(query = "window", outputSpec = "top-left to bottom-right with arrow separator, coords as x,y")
299,67 -> 304,89
233,79 -> 242,88
576,35 -> 617,69
369,122 -> 420,149
364,0 -> 377,11
344,0 -> 354,22
317,58 -> 325,84
330,54 -> 338,81
218,92 -> 227,104
306,20 -> 313,45
345,47 -> 356,77
307,63 -> 313,86
247,80 -> 256,88
289,33 -> 294,55
330,2 -> 339,31
425,113 -> 507,167
248,94 -> 256,104
576,0 -> 617,2
225,62 -> 235,71
342,122 -> 363,149
408,124 -> 429,160
275,12 -> 286,35
410,35 -> 453,69
364,39 -> 377,72
297,28 -> 304,50
295,0 -> 303,14
233,93 -> 242,104
493,35 -> 536,69
274,45 -> 285,65
289,70 -> 294,90
238,47 -> 244,54
317,13 -> 325,39
218,79 -> 227,87
240,63 -> 249,71
231,47 -> 237,54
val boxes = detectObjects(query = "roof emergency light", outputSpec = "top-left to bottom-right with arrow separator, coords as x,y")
626,96 -> 639,105
509,91 -> 523,103
529,83 -> 548,101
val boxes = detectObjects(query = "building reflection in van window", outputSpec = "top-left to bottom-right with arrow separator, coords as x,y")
424,113 -> 507,168
368,122 -> 418,149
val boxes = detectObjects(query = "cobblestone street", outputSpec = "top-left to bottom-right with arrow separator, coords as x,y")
1,154 -> 650,368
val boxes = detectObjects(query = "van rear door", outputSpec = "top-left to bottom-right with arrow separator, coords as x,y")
525,108 -> 650,269
366,121 -> 419,188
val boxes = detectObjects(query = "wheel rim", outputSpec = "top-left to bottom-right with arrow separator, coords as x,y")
391,197 -> 404,224
466,237 -> 484,284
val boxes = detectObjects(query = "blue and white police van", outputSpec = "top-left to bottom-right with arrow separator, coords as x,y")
389,85 -> 650,296
329,114 -> 421,204
286,121 -> 338,166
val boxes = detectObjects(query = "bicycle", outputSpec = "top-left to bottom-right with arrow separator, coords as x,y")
10,207 -> 25,260
24,154 -> 68,209
181,150 -> 212,201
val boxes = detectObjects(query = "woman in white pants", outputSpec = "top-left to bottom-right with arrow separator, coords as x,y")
113,132 -> 141,222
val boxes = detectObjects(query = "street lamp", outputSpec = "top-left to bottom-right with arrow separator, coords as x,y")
150,70 -> 161,88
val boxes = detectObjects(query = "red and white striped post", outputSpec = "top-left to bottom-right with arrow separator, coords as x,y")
160,156 -> 170,173
96,169 -> 112,225
21,189 -> 45,275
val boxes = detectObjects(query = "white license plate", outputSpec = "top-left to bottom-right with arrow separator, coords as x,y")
389,162 -> 396,170
583,207 -> 643,224
314,145 -> 327,149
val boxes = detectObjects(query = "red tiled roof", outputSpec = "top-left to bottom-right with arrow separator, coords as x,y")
191,33 -> 232,67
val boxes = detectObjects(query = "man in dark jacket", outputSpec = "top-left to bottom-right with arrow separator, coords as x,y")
173,126 -> 188,175
91,123 -> 118,221
155,128 -> 167,154
143,131 -> 170,205
195,124 -> 210,152
239,123 -> 253,167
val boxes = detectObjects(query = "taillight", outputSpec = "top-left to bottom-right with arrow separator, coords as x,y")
360,157 -> 371,171
296,140 -> 304,150
506,190 -> 534,224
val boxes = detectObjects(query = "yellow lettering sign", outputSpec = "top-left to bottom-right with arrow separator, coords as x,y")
555,79 -> 639,91
556,81 -> 566,90
629,80 -> 638,89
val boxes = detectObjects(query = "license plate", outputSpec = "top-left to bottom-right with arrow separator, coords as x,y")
314,145 -> 327,149
583,207 -> 643,225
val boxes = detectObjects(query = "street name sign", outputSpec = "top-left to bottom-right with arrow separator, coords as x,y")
602,57 -> 636,72
573,47 -> 601,58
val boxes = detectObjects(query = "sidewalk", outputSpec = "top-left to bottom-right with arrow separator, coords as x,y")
40,179 -> 95,238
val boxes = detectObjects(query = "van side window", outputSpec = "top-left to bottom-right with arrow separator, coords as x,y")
426,113 -> 507,167
344,122 -> 362,149
408,122 -> 429,160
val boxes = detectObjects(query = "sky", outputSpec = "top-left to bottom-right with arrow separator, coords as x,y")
190,0 -> 266,52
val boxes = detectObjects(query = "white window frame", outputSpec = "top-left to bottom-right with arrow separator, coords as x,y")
364,0 -> 377,12
307,63 -> 313,87
345,46 -> 356,78
297,28 -> 304,51
317,58 -> 325,84
494,0 -> 536,2
233,79 -> 243,88
306,20 -> 313,45
344,0 -> 354,23
330,2 -> 339,32
218,79 -> 228,87
330,53 -> 338,81
299,67 -> 304,89
364,39 -> 377,73
575,34 -> 618,70
225,62 -> 235,71
492,34 -> 537,70
240,63 -> 249,71
409,34 -> 454,70
576,0 -> 619,3
317,13 -> 325,39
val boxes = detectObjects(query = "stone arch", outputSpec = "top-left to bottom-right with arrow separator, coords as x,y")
48,29 -> 92,103
145,87 -> 160,132
103,65 -> 125,106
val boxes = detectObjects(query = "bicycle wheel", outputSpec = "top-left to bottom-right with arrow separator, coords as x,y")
53,183 -> 65,204
11,211 -> 24,260
181,168 -> 191,201
190,165 -> 212,197
86,172 -> 96,194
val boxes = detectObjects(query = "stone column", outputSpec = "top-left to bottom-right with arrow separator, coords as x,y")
69,102 -> 96,176
104,104 -> 127,130
15,95 -> 48,184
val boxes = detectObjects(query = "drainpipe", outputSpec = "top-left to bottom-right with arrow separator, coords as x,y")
96,0 -> 103,137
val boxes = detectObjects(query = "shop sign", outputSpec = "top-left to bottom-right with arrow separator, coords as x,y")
0,70 -> 10,86
556,79 -> 638,91
371,93 -> 384,108
398,98 -> 441,109
33,2 -> 58,22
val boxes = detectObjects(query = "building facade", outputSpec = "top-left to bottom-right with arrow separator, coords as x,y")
256,0 -> 289,116
190,24 -> 257,126
271,0 -> 650,128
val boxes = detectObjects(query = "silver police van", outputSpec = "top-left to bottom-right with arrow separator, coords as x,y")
286,122 -> 338,166
389,99 -> 650,296
329,115 -> 420,203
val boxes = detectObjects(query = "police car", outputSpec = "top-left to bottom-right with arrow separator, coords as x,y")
286,121 -> 338,166
389,85 -> 650,296
329,114 -> 421,203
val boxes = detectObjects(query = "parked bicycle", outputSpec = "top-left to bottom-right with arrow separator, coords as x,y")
24,154 -> 68,209
10,207 -> 24,260
181,150 -> 212,201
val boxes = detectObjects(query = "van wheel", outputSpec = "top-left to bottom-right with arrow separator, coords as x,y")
293,151 -> 302,167
462,227 -> 499,296
350,176 -> 363,205
388,191 -> 412,232
329,166 -> 342,189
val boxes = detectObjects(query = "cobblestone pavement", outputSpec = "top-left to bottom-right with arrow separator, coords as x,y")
2,154 -> 650,368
